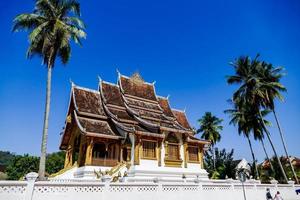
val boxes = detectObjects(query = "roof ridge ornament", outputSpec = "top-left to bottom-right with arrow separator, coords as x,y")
130,72 -> 144,84
97,75 -> 102,83
70,78 -> 75,87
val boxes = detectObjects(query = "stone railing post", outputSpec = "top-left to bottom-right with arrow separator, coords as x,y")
24,172 -> 38,200
288,180 -> 295,185
288,180 -> 295,190
270,179 -> 278,191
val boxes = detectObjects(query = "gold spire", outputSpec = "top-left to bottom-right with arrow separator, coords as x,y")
130,72 -> 144,84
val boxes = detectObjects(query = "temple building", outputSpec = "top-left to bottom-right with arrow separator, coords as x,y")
57,72 -> 210,181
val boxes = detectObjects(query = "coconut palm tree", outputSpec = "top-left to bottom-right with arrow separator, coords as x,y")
13,0 -> 86,179
257,62 -> 298,183
225,99 -> 272,179
225,100 -> 258,179
253,130 -> 275,173
197,112 -> 223,170
227,55 -> 288,183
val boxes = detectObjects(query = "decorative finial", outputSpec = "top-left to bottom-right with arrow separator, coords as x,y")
69,78 -> 75,87
116,68 -> 120,75
152,80 -> 156,85
167,95 -> 170,100
97,75 -> 102,82
131,72 -> 144,84
183,107 -> 186,113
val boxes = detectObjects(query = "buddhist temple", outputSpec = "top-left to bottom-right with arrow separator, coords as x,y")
57,72 -> 210,181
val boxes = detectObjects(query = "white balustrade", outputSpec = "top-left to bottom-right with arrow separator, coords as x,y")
0,174 -> 299,200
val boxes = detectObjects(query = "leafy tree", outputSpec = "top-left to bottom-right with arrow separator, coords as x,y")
227,55 -> 288,183
6,154 -> 39,180
197,112 -> 223,170
46,151 -> 65,175
0,172 -> 8,180
0,151 -> 15,167
5,151 -> 65,180
204,148 -> 235,179
260,156 -> 300,183
13,0 -> 86,179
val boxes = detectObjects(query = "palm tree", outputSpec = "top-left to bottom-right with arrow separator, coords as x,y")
257,62 -> 298,183
225,100 -> 257,179
225,99 -> 272,179
227,55 -> 288,183
13,0 -> 86,179
197,112 -> 223,170
250,110 -> 275,174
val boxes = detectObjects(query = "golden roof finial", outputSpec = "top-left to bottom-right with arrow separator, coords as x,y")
130,71 -> 144,84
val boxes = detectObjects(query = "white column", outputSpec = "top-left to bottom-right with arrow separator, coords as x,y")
25,172 -> 38,200
129,133 -> 135,167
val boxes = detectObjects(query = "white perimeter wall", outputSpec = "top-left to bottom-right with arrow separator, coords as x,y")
1,180 -> 299,200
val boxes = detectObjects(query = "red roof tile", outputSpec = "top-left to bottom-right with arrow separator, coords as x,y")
172,109 -> 192,130
119,75 -> 157,101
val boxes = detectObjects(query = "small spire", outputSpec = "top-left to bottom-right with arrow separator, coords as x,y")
131,71 -> 144,84
152,80 -> 156,85
116,68 -> 120,76
167,94 -> 170,100
97,75 -> 102,82
69,78 -> 75,87
183,107 -> 187,113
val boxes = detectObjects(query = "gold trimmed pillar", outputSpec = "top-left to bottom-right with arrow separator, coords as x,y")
164,141 -> 168,158
134,137 -> 140,165
64,146 -> 73,168
77,135 -> 86,167
85,137 -> 94,166
64,127 -> 77,168
127,146 -> 131,162
157,141 -> 162,166
198,145 -> 203,169
129,133 -> 135,166
183,143 -> 188,168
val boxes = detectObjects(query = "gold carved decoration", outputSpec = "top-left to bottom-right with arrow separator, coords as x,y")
67,114 -> 72,123
84,137 -> 94,166
164,158 -> 183,168
130,72 -> 144,85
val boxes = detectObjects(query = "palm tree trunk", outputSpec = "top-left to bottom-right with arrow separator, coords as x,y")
246,135 -> 259,179
258,110 -> 288,183
272,109 -> 298,184
260,139 -> 274,173
212,144 -> 216,170
38,65 -> 52,180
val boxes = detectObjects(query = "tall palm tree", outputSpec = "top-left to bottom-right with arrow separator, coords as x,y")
13,0 -> 86,179
225,100 -> 271,179
253,128 -> 275,173
227,55 -> 288,183
257,62 -> 298,183
197,112 -> 223,170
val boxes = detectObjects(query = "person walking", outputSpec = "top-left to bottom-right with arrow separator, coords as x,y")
266,188 -> 273,200
273,191 -> 284,200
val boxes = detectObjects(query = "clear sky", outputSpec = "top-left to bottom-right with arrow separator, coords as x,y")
0,0 -> 299,162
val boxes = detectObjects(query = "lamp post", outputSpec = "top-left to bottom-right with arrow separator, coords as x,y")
238,169 -> 247,200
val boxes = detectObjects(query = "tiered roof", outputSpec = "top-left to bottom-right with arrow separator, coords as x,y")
60,72 -> 208,150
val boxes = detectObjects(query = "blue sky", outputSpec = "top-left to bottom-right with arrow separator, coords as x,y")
0,0 -> 299,162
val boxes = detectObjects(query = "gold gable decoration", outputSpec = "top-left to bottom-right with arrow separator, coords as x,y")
130,72 -> 144,85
